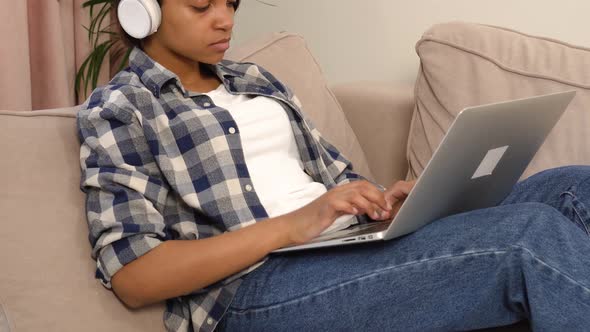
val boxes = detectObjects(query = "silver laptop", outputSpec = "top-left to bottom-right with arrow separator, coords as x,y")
272,91 -> 576,253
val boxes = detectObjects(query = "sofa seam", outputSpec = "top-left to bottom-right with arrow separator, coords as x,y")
481,23 -> 590,52
416,36 -> 590,90
422,22 -> 590,53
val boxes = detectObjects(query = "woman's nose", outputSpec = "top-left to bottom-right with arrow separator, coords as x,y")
214,5 -> 235,30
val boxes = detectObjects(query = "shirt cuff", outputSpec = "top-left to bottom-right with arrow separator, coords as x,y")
95,233 -> 164,289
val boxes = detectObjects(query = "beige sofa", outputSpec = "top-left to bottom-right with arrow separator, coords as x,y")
2,22 -> 590,331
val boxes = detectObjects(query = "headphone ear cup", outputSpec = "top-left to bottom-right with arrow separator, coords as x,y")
118,0 -> 161,40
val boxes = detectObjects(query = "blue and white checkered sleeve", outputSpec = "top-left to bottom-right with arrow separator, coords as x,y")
77,88 -> 169,289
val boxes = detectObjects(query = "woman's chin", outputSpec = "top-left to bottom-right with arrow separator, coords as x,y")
203,55 -> 226,64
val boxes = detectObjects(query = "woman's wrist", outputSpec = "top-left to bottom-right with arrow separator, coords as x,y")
267,211 -> 299,248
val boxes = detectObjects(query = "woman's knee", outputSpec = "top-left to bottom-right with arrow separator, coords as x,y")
522,166 -> 590,187
525,201 -> 566,218
504,166 -> 590,205
421,203 -> 560,243
500,202 -> 579,240
528,166 -> 590,203
458,202 -> 566,236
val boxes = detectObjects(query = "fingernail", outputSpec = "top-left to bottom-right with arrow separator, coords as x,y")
373,211 -> 380,219
386,202 -> 392,211
352,207 -> 359,214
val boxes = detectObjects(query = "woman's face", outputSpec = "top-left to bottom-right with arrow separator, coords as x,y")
150,0 -> 237,64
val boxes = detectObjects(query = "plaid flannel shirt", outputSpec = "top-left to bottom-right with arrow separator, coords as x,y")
77,47 -> 382,332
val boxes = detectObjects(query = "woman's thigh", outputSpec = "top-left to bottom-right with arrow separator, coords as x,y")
219,202 -> 590,331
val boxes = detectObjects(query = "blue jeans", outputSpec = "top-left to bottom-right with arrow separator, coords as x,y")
218,166 -> 590,331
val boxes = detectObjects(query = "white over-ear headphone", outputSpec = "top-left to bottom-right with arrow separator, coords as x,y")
117,0 -> 162,39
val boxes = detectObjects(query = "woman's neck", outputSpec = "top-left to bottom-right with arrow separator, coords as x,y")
142,41 -> 221,93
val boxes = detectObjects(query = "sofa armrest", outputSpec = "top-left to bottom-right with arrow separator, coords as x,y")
331,82 -> 415,186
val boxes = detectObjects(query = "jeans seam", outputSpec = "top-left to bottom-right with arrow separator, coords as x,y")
228,249 -> 511,315
560,191 -> 590,235
511,244 -> 590,294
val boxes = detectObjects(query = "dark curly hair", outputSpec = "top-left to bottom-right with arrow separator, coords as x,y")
114,0 -> 241,49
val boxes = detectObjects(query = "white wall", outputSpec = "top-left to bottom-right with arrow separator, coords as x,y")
232,0 -> 590,85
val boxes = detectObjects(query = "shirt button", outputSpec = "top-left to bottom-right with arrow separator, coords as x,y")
206,318 -> 214,325
203,102 -> 211,107
245,184 -> 253,192
228,127 -> 236,134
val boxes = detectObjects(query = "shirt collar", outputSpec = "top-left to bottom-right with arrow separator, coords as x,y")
128,47 -> 244,98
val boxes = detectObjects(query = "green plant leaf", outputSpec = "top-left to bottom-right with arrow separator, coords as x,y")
75,51 -> 94,100
98,22 -> 119,35
83,47 -> 99,97
87,3 -> 109,44
84,0 -> 112,24
90,40 -> 116,91
93,3 -> 111,47
97,30 -> 118,36
82,0 -> 112,9
85,43 -> 105,96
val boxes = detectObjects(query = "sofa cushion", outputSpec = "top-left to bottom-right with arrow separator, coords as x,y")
226,32 -> 375,181
0,108 -> 166,331
408,22 -> 590,180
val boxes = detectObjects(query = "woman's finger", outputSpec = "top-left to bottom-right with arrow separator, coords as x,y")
349,194 -> 387,220
327,197 -> 359,216
385,180 -> 416,205
354,181 -> 392,212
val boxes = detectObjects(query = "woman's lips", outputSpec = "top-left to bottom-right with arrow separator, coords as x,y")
210,39 -> 230,52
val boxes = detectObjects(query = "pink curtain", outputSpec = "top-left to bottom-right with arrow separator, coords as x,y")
0,0 -> 110,111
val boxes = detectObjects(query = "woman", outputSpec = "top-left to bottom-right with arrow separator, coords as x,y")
77,0 -> 590,331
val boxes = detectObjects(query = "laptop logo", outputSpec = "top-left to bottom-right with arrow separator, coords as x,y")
471,145 -> 509,179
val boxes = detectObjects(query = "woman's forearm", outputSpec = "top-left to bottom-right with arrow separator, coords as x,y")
111,213 -> 295,308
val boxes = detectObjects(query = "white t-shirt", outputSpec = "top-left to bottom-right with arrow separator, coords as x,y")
203,84 -> 355,234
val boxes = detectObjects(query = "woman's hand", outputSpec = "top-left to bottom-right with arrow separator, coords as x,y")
285,181 -> 393,245
383,180 -> 417,217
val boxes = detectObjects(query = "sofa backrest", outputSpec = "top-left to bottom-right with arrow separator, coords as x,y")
0,32 -> 371,331
408,22 -> 590,180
